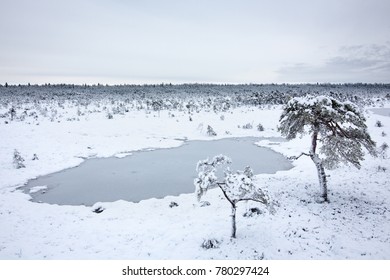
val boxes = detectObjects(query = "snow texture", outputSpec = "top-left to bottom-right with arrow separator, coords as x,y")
0,84 -> 389,259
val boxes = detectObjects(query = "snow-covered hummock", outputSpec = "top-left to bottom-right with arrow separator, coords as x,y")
29,185 -> 47,194
0,99 -> 389,259
114,152 -> 132,159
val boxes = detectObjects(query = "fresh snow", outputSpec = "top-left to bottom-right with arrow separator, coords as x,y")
114,152 -> 133,159
28,185 -> 48,194
0,95 -> 389,259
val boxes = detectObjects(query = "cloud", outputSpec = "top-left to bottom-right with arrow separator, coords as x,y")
277,43 -> 390,83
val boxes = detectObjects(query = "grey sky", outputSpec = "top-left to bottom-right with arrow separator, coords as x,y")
1,0 -> 389,84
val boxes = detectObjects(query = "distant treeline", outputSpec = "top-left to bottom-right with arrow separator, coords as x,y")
1,83 -> 389,108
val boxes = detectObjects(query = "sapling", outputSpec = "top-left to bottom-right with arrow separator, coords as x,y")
206,125 -> 217,136
257,123 -> 264,131
13,149 -> 25,169
194,155 -> 273,238
378,142 -> 388,159
242,123 -> 253,129
375,120 -> 383,127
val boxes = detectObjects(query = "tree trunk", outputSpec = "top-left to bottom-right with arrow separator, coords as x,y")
310,123 -> 328,202
310,153 -> 328,202
231,204 -> 237,238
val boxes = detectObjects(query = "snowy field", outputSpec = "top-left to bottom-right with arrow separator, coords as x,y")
0,84 -> 389,259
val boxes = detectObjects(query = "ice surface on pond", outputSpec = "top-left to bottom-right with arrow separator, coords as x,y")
22,137 -> 292,206
370,108 -> 390,117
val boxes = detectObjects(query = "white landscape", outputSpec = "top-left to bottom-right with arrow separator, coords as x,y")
1,2 -> 390,280
0,84 -> 389,259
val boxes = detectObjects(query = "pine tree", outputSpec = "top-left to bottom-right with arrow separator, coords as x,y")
194,155 -> 273,238
278,96 -> 377,202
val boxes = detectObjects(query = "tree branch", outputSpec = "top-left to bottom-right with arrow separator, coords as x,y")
288,152 -> 310,160
334,122 -> 351,138
216,182 -> 235,207
237,197 -> 268,205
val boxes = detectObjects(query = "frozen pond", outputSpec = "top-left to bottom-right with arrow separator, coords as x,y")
370,108 -> 390,117
22,137 -> 293,206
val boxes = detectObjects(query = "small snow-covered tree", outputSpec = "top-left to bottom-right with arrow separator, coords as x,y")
257,123 -> 264,131
378,142 -> 388,159
242,123 -> 253,129
194,155 -> 273,238
13,149 -> 25,169
106,111 -> 113,119
279,96 -> 376,202
9,106 -> 16,121
206,125 -> 217,136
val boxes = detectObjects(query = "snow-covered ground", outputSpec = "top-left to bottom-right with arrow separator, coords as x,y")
0,99 -> 389,259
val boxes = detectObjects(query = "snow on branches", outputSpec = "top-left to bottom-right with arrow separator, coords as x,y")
194,155 -> 273,238
194,154 -> 231,201
279,95 -> 377,202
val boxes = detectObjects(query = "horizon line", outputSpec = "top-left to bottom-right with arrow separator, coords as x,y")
2,82 -> 390,87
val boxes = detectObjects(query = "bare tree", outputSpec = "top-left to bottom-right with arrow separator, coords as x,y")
279,96 -> 377,202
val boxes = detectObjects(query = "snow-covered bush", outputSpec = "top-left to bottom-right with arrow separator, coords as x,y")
169,201 -> 179,208
243,207 -> 263,217
199,201 -> 210,207
13,149 -> 25,169
92,206 -> 105,213
206,125 -> 217,136
375,120 -> 383,127
257,123 -> 264,131
194,155 -> 273,238
242,123 -> 253,129
377,165 -> 387,172
378,142 -> 388,159
106,112 -> 113,119
9,107 -> 16,121
201,238 -> 221,249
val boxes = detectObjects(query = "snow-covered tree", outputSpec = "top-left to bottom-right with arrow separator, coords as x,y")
206,125 -> 217,136
279,96 -> 377,202
194,155 -> 273,238
13,149 -> 25,169
9,106 -> 16,121
378,142 -> 388,159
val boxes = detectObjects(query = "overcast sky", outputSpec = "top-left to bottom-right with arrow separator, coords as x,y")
1,0 -> 389,84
